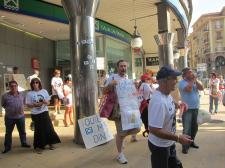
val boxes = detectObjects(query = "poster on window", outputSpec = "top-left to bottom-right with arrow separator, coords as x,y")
78,114 -> 113,149
116,79 -> 142,130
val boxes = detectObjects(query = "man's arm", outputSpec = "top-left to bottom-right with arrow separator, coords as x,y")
195,80 -> 204,91
1,94 -> 6,108
149,126 -> 193,145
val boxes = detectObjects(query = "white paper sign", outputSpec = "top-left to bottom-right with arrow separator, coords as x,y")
116,79 -> 142,131
78,114 -> 113,149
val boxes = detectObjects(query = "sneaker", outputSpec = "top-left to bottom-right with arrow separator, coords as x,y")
2,148 -> 11,154
116,153 -> 128,164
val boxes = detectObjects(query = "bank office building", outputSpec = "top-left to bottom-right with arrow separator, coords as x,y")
0,0 -> 192,114
0,0 -> 135,109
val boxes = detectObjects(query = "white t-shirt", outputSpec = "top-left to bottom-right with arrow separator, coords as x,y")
148,90 -> 176,147
209,78 -> 219,95
63,84 -> 72,107
27,74 -> 40,83
51,76 -> 63,96
139,82 -> 154,100
105,73 -> 128,86
25,89 -> 50,115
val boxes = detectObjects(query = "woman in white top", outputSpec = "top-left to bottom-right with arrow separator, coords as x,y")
139,73 -> 155,136
26,78 -> 60,154
63,76 -> 73,127
51,69 -> 64,114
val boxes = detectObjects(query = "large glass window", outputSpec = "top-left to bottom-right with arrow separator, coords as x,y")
55,36 -> 132,78
105,37 -> 132,77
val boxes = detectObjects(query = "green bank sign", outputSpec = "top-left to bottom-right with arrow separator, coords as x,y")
0,0 -> 131,43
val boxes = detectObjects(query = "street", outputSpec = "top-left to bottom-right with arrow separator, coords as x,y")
0,92 -> 225,168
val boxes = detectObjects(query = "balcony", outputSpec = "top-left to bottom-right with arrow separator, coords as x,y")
203,27 -> 209,32
215,25 -> 223,29
216,36 -> 223,41
203,49 -> 210,54
215,47 -> 225,52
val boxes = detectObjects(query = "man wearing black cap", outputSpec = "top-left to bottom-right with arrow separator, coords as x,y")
148,66 -> 193,168
178,67 -> 204,154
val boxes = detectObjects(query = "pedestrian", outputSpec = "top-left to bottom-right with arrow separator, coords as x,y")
12,66 -> 19,74
27,69 -> 40,131
148,66 -> 193,168
63,76 -> 73,127
51,69 -> 64,114
1,80 -> 30,154
208,73 -> 220,114
103,60 -> 140,164
178,67 -> 204,154
27,69 -> 40,85
97,70 -> 107,99
25,78 -> 61,154
138,73 -> 155,136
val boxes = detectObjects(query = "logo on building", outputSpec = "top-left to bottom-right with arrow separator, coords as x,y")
4,0 -> 19,11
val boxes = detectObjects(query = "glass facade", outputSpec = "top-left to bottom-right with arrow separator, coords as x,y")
105,37 -> 132,77
55,35 -> 132,78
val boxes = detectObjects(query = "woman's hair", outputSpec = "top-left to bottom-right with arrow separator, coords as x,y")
30,78 -> 42,90
54,69 -> 61,75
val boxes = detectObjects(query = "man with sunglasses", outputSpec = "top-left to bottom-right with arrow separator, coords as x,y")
148,66 -> 193,168
1,80 -> 30,154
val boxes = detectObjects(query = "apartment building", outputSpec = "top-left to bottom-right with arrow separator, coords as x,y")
189,6 -> 225,75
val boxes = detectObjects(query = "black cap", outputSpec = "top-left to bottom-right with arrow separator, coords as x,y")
156,66 -> 181,80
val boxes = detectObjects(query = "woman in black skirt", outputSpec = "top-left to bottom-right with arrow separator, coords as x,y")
26,78 -> 60,154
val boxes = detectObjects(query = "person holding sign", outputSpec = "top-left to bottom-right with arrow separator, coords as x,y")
104,60 -> 141,164
148,66 -> 193,168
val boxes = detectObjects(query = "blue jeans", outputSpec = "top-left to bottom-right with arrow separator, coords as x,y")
209,95 -> 218,113
4,116 -> 27,150
182,109 -> 198,148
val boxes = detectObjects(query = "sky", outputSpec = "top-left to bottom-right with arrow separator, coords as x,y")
190,0 -> 225,32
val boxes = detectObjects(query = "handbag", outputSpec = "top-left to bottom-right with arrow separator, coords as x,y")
139,99 -> 148,114
99,90 -> 117,118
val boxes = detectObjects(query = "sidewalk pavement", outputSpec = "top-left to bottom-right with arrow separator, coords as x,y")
0,93 -> 225,168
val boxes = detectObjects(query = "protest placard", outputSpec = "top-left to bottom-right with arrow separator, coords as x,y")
116,79 -> 142,131
78,114 -> 113,149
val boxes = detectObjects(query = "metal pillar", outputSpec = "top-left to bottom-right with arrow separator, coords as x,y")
62,0 -> 99,144
155,2 -> 174,68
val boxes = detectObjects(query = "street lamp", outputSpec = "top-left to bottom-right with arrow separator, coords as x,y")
130,20 -> 143,49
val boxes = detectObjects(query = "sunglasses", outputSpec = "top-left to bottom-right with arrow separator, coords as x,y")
33,81 -> 39,84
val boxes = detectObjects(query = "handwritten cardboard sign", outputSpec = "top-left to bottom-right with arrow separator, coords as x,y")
78,114 -> 113,149
116,79 -> 142,131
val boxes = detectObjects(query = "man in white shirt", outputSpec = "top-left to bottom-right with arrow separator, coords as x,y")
148,66 -> 193,168
104,60 -> 140,164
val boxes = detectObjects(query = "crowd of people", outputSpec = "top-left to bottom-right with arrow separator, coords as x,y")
101,59 -> 224,166
2,61 -> 225,167
1,67 -> 73,154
